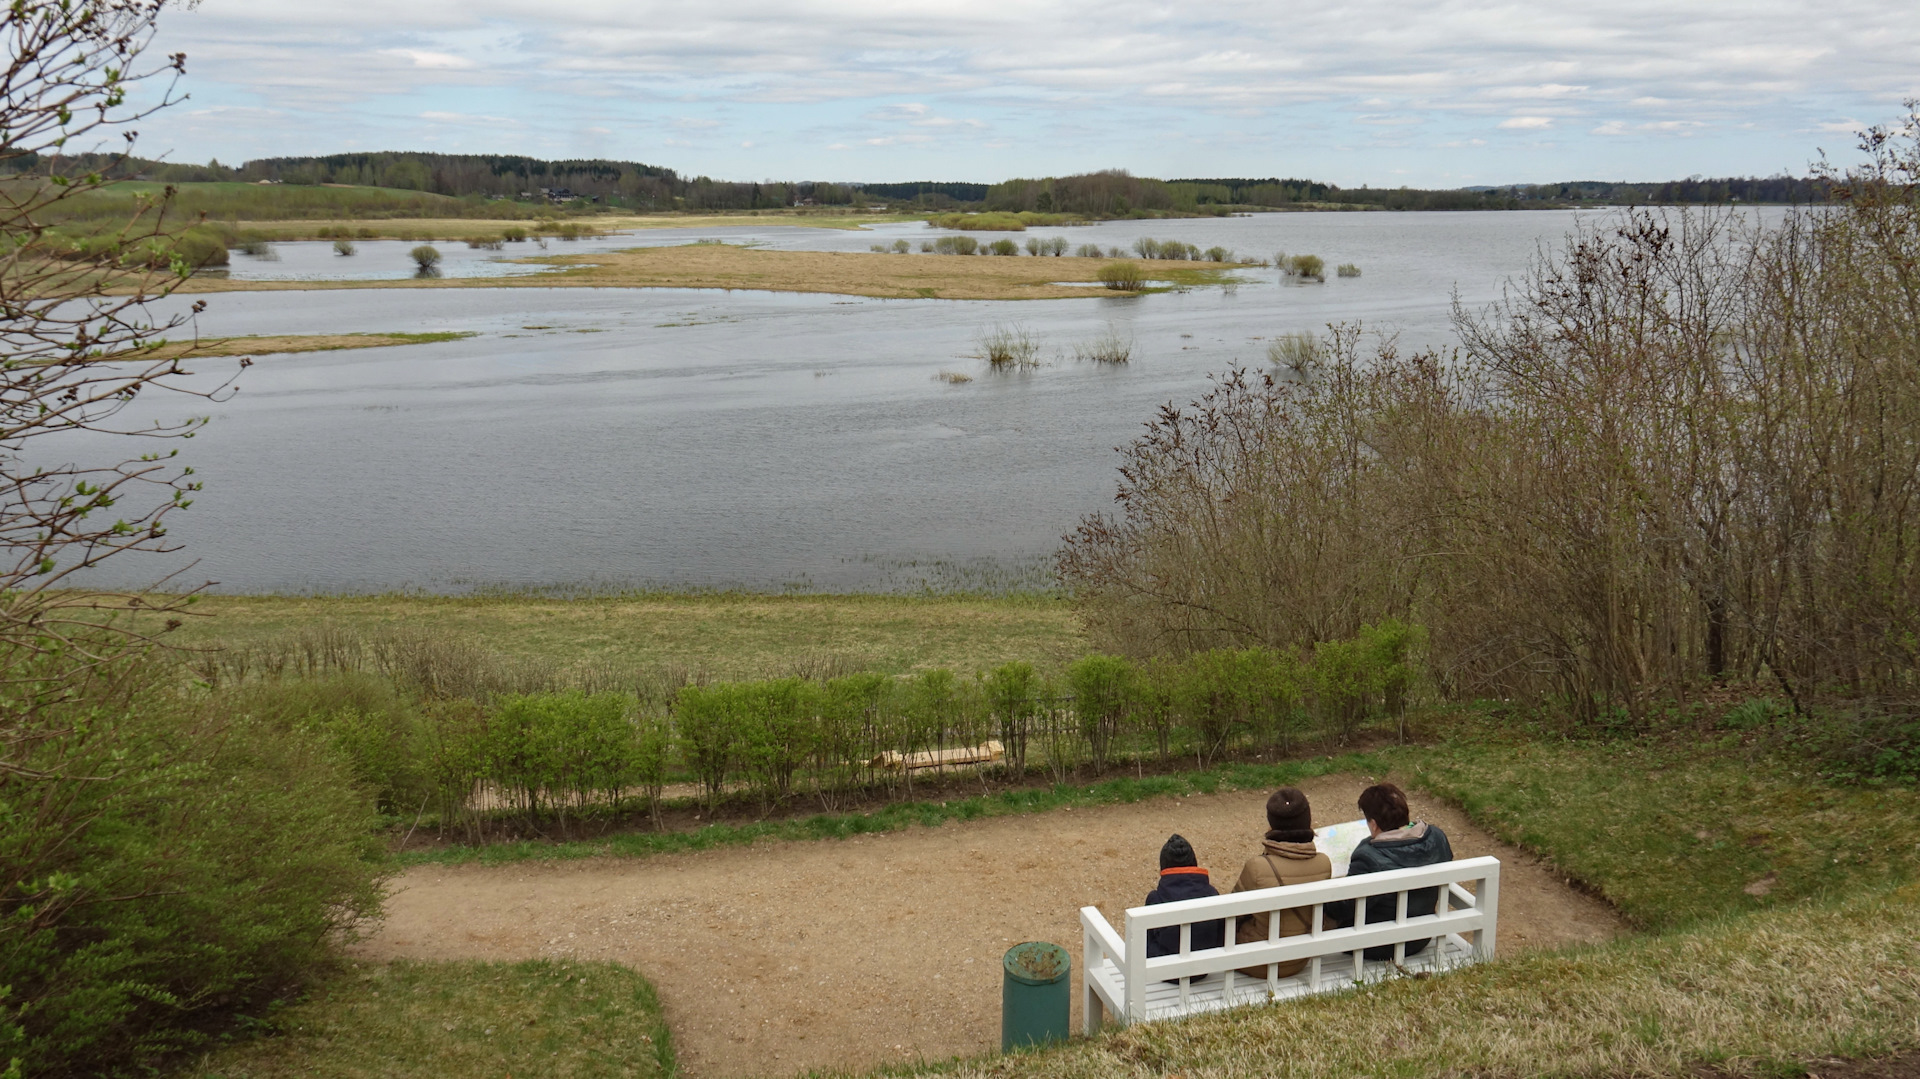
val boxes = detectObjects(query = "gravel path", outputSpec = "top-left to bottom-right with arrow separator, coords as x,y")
355,774 -> 1624,1077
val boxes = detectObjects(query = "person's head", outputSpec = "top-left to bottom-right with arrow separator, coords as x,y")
1357,783 -> 1411,832
1265,787 -> 1314,843
1159,833 -> 1197,871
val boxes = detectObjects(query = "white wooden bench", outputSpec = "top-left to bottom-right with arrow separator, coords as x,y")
1080,855 -> 1500,1030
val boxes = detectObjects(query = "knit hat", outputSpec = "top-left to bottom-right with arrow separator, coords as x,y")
1266,787 -> 1312,834
1159,833 -> 1197,871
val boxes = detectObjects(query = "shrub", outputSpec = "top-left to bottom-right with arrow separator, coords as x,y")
892,239 -> 910,253
932,235 -> 979,255
988,238 -> 1020,256
1286,253 -> 1325,280
674,683 -> 743,808
237,238 -> 274,257
736,678 -> 817,806
1205,246 -> 1231,262
977,323 -> 1040,366
1075,243 -> 1105,257
1336,262 -> 1361,277
0,685 -> 386,1075
410,244 -> 442,272
920,241 -> 935,252
1068,654 -> 1133,770
465,235 -> 505,251
986,661 -> 1038,777
1025,237 -> 1043,256
485,691 -> 639,828
1096,261 -> 1145,291
503,227 -> 527,242
333,238 -> 356,256
871,243 -> 890,252
1047,236 -> 1070,256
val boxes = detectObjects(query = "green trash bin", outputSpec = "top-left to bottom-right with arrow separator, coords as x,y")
1001,941 -> 1071,1052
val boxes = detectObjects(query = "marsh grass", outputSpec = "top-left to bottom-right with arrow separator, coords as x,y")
1336,262 -> 1361,277
237,239 -> 276,259
976,323 -> 1041,366
1072,324 -> 1134,364
934,370 -> 973,384
332,238 -> 356,256
178,958 -> 675,1079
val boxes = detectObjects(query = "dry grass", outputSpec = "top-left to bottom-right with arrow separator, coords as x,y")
180,958 -> 672,1079
163,591 -> 1085,679
143,332 -> 473,359
891,885 -> 1920,1079
165,244 -> 1250,301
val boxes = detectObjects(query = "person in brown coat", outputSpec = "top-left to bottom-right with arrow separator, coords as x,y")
1228,787 -> 1332,979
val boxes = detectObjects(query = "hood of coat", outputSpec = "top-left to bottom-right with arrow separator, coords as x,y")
1361,822 -> 1449,866
1258,839 -> 1322,860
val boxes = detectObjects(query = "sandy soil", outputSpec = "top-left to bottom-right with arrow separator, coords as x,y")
172,244 -> 1249,300
356,774 -> 1624,1078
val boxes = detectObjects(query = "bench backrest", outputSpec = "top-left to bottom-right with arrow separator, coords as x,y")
1081,855 -> 1500,1024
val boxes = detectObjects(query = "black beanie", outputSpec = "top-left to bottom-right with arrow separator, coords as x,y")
1159,833 -> 1197,870
1266,787 -> 1312,834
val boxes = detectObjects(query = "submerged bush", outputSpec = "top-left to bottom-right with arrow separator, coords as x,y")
1073,323 -> 1134,363
1266,331 -> 1323,371
1285,253 -> 1326,280
333,238 -> 356,256
1336,262 -> 1361,277
410,244 -> 441,272
977,323 -> 1041,366
932,235 -> 980,255
1075,243 -> 1105,257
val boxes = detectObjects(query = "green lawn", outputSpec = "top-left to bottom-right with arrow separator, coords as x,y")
185,959 -> 673,1079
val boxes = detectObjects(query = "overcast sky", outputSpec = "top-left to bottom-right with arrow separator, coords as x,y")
132,0 -> 1918,188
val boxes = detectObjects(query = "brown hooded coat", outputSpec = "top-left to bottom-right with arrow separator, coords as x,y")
1228,839 -> 1333,978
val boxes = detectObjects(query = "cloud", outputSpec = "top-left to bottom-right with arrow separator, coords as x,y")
134,0 -> 1920,182
381,48 -> 474,70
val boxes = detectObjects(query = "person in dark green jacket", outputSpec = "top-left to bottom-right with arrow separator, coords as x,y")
1327,782 -> 1453,960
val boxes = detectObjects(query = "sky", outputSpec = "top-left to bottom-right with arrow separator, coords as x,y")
128,0 -> 1920,189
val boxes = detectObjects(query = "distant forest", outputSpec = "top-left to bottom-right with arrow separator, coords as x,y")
1,151 -> 1832,214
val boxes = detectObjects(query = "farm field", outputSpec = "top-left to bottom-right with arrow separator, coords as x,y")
168,591 -> 1084,678
167,243 -> 1251,300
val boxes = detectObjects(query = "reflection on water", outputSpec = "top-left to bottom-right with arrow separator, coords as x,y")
76,209 -> 1783,595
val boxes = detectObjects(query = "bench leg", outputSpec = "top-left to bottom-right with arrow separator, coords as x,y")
1084,980 -> 1104,1035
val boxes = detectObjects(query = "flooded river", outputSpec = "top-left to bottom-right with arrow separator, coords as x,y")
80,208 -> 1773,594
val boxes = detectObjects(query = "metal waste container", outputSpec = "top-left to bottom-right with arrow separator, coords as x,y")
1001,941 -> 1071,1052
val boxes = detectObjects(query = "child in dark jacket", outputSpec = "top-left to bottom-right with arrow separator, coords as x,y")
1144,834 -> 1226,971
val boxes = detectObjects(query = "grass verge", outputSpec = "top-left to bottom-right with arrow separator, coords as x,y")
166,590 -> 1083,677
886,884 -> 1920,1079
1401,733 -> 1920,931
182,958 -> 673,1079
167,243 -> 1255,300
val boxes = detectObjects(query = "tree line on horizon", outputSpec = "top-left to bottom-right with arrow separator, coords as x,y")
3,150 -> 1834,214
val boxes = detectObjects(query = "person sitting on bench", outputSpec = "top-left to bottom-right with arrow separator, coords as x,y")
1228,787 -> 1332,978
1327,782 -> 1455,959
1144,834 -> 1225,978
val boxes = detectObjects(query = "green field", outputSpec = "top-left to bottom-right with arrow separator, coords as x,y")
170,591 -> 1085,679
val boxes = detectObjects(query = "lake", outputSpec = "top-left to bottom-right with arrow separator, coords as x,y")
77,208 -> 1777,595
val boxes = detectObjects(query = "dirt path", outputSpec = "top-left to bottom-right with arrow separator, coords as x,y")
356,775 -> 1624,1078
